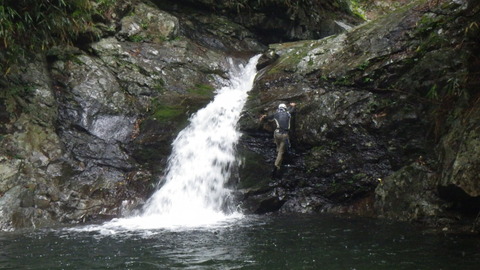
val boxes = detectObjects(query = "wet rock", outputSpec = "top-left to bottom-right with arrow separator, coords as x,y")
89,36 -> 231,97
152,0 -> 363,43
437,109 -> 480,197
371,0 -> 480,229
375,163 -> 441,221
0,186 -> 22,230
118,2 -> 179,42
0,54 -> 66,231
0,158 -> 23,192
34,195 -> 51,210
238,0 -> 480,231
52,53 -> 136,173
256,50 -> 279,71
280,194 -> 330,214
241,189 -> 287,214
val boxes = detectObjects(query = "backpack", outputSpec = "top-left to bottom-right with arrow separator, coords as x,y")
274,110 -> 291,132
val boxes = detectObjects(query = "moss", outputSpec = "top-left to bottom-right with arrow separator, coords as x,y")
237,147 -> 271,191
353,172 -> 367,181
349,0 -> 367,20
150,98 -> 184,122
334,75 -> 354,86
128,34 -> 149,43
187,83 -> 215,97
415,31 -> 449,55
413,9 -> 454,56
320,75 -> 329,81
363,77 -> 373,83
153,105 -> 183,120
152,78 -> 166,93
266,44 -> 310,75
356,59 -> 370,71
0,85 -> 35,116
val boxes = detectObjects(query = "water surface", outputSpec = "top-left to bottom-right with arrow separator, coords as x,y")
1,214 -> 479,269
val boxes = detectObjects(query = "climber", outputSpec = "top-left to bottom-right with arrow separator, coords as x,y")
260,102 -> 296,173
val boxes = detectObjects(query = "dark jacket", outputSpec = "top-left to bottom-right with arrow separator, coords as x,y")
265,107 -> 295,133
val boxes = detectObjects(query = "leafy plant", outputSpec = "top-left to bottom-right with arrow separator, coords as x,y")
426,84 -> 439,100
0,0 -> 116,75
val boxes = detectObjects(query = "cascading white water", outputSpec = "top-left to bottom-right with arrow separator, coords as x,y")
102,55 -> 260,230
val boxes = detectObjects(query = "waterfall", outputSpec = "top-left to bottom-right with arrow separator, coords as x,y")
104,55 -> 260,230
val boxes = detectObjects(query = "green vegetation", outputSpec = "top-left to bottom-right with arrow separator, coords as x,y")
187,84 -> 215,97
426,84 -> 439,100
150,99 -> 184,122
152,78 -> 166,93
0,84 -> 34,115
153,104 -> 183,121
128,34 -> 149,43
266,42 -> 312,75
334,75 -> 354,86
352,172 -> 367,181
0,0 -> 117,75
412,9 -> 471,104
356,60 -> 370,71
349,0 -> 367,20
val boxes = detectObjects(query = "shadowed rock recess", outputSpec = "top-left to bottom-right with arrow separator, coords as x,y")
0,0 -> 479,232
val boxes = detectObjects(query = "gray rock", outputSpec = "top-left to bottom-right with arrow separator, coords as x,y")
375,163 -> 441,221
436,107 -> 480,198
118,2 -> 179,42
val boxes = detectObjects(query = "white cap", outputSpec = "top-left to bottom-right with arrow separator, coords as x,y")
278,103 -> 287,110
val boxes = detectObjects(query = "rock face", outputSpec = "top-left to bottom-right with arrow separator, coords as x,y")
152,0 -> 362,44
238,4 -> 431,215
238,0 -> 480,231
0,58 -> 64,229
1,0 -> 479,232
374,0 -> 480,230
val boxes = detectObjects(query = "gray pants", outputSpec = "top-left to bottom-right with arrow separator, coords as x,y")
274,130 -> 289,169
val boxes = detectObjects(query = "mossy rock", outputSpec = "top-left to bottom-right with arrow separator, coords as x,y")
237,145 -> 272,192
151,103 -> 184,121
187,83 -> 216,98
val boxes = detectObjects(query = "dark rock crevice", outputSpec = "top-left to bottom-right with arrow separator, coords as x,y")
438,185 -> 480,217
151,0 -> 362,45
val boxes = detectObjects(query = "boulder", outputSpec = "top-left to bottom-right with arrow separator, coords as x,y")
118,2 -> 179,43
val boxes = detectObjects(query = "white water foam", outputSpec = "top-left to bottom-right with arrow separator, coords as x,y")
92,55 -> 261,232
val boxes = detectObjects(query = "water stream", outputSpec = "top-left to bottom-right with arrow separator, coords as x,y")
100,55 -> 261,230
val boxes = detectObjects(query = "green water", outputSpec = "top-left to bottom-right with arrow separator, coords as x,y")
1,214 -> 479,269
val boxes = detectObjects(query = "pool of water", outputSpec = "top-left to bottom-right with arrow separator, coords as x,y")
1,214 -> 479,269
